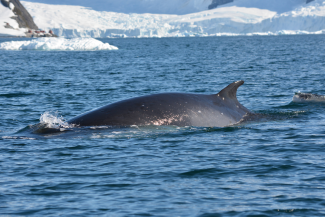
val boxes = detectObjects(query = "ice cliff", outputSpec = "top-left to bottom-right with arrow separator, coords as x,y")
21,0 -> 317,15
1,0 -> 325,38
20,0 -> 325,38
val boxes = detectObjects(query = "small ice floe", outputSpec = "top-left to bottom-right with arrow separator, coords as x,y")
292,92 -> 325,103
0,38 -> 118,51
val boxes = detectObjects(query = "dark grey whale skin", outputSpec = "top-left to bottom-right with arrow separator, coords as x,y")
68,81 -> 251,127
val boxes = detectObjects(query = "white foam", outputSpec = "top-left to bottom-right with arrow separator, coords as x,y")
2,136 -> 36,140
39,111 -> 71,128
0,38 -> 118,51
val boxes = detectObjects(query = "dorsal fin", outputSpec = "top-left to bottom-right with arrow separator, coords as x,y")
216,80 -> 244,100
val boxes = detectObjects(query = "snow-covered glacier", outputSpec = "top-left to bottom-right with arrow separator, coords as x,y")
20,0 -> 212,15
19,0 -> 313,15
21,0 -> 325,38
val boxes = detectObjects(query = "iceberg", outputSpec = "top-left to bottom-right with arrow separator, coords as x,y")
20,0 -> 325,38
0,38 -> 118,51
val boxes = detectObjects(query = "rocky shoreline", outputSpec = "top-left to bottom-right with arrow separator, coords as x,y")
26,29 -> 57,38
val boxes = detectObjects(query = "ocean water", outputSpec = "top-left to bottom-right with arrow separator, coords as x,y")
1,35 -> 325,216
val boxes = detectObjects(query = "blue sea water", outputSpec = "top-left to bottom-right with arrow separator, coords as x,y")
1,35 -> 325,216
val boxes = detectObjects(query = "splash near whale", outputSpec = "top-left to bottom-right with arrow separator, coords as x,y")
67,81 -> 251,127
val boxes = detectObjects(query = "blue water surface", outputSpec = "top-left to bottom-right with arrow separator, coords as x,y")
1,35 -> 325,216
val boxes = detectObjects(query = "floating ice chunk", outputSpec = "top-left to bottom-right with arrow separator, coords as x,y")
0,38 -> 118,51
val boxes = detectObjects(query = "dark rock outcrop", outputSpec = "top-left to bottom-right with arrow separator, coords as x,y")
208,0 -> 234,10
11,0 -> 38,29
1,0 -> 38,30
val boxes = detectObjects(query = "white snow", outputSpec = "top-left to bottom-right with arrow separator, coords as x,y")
219,0 -> 307,14
0,3 -> 26,36
19,0 -> 325,38
20,0 -> 212,15
1,0 -> 325,38
0,38 -> 118,51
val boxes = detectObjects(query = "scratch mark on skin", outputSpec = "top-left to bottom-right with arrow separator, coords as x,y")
150,114 -> 188,125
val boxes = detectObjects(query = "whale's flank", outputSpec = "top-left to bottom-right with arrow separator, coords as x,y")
68,81 -> 251,127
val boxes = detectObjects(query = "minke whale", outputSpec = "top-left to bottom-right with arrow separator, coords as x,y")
68,80 -> 251,127
293,92 -> 325,103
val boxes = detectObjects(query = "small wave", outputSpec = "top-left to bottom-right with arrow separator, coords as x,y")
2,136 -> 36,140
0,38 -> 118,51
293,92 -> 325,103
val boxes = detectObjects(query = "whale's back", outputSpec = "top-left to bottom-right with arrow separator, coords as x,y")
68,81 -> 250,127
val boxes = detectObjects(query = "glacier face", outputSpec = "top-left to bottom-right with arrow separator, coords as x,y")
19,0 -> 312,15
20,0 -> 213,15
21,0 -> 325,38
